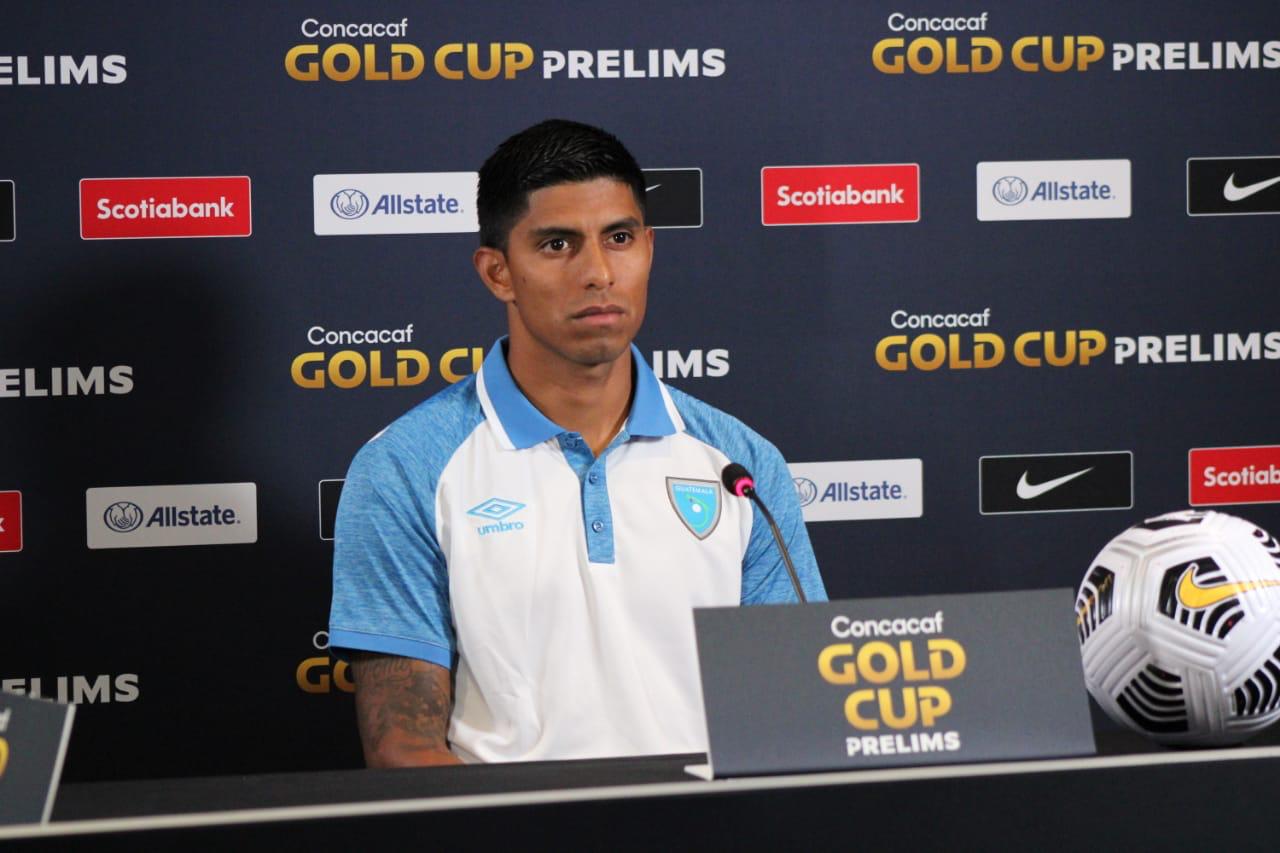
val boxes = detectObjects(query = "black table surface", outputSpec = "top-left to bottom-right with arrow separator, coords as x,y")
49,725 -> 1280,823
7,727 -> 1280,851
51,751 -> 704,822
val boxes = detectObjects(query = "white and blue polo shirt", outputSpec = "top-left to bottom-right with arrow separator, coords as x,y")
329,338 -> 826,763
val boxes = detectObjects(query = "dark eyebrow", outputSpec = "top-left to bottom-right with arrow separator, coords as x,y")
528,226 -> 582,243
527,217 -> 642,244
602,217 -> 643,233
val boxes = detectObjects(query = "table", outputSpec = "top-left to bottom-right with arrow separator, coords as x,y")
4,730 -> 1280,850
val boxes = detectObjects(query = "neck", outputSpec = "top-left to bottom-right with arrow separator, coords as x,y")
505,338 -> 635,457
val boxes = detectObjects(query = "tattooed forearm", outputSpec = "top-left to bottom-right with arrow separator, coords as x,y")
351,653 -> 461,766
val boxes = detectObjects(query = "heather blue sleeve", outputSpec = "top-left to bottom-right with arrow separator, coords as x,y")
670,388 -> 827,605
328,431 -> 455,668
738,438 -> 828,605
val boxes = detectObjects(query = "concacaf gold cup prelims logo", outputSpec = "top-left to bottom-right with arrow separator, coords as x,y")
284,17 -> 725,82
818,611 -> 967,757
297,631 -> 353,694
875,308 -> 1106,371
875,308 -> 1280,372
871,11 -> 1280,75
291,324 -> 485,390
872,14 -> 1103,75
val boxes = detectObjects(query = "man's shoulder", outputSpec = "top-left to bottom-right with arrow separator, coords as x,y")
664,384 -> 784,466
352,374 -> 486,475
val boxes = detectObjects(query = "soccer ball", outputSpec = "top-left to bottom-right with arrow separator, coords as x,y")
1076,510 -> 1280,746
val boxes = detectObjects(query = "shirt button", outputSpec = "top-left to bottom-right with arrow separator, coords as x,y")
588,472 -> 599,484
591,520 -> 604,533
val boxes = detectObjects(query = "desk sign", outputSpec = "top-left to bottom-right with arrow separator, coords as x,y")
0,690 -> 75,825
694,589 -> 1095,777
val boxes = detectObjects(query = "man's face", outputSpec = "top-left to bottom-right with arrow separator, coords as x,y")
482,177 -> 653,370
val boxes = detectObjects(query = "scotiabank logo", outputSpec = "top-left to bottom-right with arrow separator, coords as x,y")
1190,445 -> 1280,506
80,177 -> 252,240
761,164 -> 920,226
0,491 -> 21,553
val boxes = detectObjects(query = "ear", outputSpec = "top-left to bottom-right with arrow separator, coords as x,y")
473,246 -> 514,304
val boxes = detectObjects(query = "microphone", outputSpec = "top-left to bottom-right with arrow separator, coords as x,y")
721,463 -> 808,603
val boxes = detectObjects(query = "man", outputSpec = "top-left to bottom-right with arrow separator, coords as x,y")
329,119 -> 826,767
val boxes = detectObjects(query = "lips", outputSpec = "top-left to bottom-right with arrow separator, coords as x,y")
571,305 -> 625,320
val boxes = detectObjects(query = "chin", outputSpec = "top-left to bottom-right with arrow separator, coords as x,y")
569,336 -> 633,368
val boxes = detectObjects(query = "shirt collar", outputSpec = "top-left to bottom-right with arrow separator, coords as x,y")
480,337 -> 678,450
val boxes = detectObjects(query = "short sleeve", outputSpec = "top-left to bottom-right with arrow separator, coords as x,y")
740,442 -> 829,605
328,435 -> 455,667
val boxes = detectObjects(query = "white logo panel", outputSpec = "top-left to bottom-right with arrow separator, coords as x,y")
788,459 -> 922,522
86,482 -> 258,549
976,159 -> 1131,221
313,172 -> 479,235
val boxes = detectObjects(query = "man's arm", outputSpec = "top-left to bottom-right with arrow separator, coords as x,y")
351,653 -> 463,767
740,443 -> 828,604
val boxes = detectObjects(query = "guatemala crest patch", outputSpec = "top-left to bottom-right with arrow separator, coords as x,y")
666,477 -> 722,540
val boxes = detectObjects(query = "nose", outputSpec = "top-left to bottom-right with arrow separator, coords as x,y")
579,238 -> 613,290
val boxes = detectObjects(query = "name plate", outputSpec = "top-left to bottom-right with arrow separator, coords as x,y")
0,691 -> 75,825
694,588 -> 1095,777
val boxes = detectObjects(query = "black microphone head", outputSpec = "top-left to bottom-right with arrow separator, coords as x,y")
721,463 -> 754,497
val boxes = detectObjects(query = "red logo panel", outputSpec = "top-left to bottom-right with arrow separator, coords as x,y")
1189,445 -> 1280,506
80,176 -> 252,239
761,164 -> 920,225
0,490 -> 22,553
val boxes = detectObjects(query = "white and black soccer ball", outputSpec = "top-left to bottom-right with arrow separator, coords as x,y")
1076,510 -> 1280,746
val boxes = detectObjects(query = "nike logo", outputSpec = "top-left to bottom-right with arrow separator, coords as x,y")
1223,173 -> 1280,202
0,516 -> 5,533
1016,467 -> 1093,500
1176,565 -> 1280,609
645,183 -> 661,192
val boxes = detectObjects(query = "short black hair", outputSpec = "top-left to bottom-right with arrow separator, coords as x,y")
477,119 -> 646,250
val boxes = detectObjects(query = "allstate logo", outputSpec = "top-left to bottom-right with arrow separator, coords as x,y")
103,501 -> 144,533
793,477 -> 818,507
330,189 -> 370,220
992,176 -> 1029,206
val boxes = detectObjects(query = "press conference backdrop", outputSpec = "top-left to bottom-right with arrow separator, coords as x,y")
4,1 -> 1279,781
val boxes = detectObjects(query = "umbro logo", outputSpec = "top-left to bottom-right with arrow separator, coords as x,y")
468,497 -> 526,536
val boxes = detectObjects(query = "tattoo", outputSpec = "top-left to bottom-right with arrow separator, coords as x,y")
351,654 -> 453,759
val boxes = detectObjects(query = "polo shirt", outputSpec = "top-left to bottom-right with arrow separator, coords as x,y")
329,338 -> 826,763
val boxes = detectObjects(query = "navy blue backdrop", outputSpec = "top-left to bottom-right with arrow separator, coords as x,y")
3,1 -> 1279,780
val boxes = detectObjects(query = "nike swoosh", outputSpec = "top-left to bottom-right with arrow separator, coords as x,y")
1015,467 -> 1093,500
645,184 -> 661,192
1177,566 -> 1280,609
1223,173 -> 1280,202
